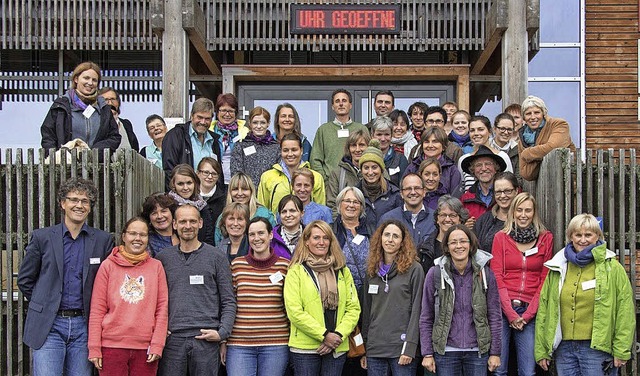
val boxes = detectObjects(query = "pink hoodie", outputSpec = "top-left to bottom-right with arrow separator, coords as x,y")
88,247 -> 169,358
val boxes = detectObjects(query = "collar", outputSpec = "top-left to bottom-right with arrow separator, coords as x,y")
403,204 -> 425,214
62,222 -> 89,238
332,118 -> 353,127
188,122 -> 213,142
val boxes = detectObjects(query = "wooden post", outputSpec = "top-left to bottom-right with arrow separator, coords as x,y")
501,0 -> 528,108
161,0 -> 189,121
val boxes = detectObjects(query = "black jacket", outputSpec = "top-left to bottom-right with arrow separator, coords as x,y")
204,183 -> 228,229
40,96 -> 121,155
161,122 -> 223,190
418,230 -> 442,274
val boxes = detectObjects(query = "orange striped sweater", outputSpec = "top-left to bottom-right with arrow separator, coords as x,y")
228,252 -> 290,347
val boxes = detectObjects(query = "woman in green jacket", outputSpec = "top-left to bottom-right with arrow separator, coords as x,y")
284,220 -> 361,376
534,214 -> 635,376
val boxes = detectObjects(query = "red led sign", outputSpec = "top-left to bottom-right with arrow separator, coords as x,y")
290,5 -> 401,35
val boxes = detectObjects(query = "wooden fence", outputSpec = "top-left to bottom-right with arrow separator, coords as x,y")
0,148 -> 163,375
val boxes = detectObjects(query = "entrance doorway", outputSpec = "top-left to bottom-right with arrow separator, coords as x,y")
236,83 -> 456,142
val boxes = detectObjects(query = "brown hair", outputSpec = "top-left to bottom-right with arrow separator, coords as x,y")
442,224 -> 478,258
141,193 -> 178,227
292,168 -> 315,187
169,164 -> 201,200
366,220 -> 417,276
219,202 -> 250,238
215,93 -> 239,113
70,62 -> 101,89
249,106 -> 271,124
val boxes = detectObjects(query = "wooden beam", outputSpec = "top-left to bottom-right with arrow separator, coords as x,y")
502,0 -> 529,108
162,0 -> 189,120
183,0 -> 221,75
471,0 -> 508,75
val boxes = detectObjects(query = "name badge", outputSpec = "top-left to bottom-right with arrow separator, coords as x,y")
352,234 -> 365,245
524,247 -> 538,257
232,135 -> 242,143
190,275 -> 204,285
269,271 -> 284,284
337,129 -> 349,138
582,279 -> 596,291
82,106 -> 96,119
368,284 -> 379,294
389,167 -> 400,175
89,257 -> 101,265
353,333 -> 364,346
244,146 -> 257,156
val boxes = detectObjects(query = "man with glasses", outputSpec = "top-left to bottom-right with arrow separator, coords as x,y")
379,173 -> 435,245
459,145 -> 507,228
18,178 -> 114,376
162,98 -> 223,191
425,106 -> 448,129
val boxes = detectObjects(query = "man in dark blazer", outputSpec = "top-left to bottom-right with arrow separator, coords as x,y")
18,178 -> 113,376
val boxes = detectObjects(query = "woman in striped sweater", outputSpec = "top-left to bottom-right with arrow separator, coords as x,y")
222,217 -> 291,376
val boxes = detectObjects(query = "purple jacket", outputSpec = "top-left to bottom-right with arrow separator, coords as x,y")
271,225 -> 294,260
419,251 -> 502,356
405,155 -> 461,196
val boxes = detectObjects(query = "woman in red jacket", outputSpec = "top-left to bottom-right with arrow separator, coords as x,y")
489,193 -> 553,376
88,217 -> 169,375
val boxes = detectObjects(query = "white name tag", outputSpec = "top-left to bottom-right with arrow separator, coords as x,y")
389,167 -> 400,175
83,106 -> 96,119
190,275 -> 204,285
232,135 -> 242,143
89,257 -> 101,265
337,129 -> 349,138
582,279 -> 596,291
368,284 -> 379,294
244,146 -> 257,156
524,247 -> 538,257
353,333 -> 364,346
269,271 -> 284,284
352,234 -> 365,245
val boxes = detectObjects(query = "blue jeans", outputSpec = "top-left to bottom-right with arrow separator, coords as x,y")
555,340 -> 617,376
32,315 -> 92,376
434,351 -> 488,376
495,306 -> 536,376
158,335 -> 220,376
226,345 -> 289,376
289,350 -> 347,376
366,356 -> 418,376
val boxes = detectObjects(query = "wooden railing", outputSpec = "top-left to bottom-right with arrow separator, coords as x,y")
0,148 -> 163,375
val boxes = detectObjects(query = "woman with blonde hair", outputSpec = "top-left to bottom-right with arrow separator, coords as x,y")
284,220 -> 361,375
535,214 -> 635,375
214,172 -> 275,244
361,220 -> 425,375
490,192 -> 553,376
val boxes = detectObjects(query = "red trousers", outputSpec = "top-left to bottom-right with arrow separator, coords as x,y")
100,347 -> 159,376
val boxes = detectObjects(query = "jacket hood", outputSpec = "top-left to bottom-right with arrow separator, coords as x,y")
108,246 -> 150,267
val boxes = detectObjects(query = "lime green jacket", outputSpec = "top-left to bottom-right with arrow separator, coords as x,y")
284,263 -> 361,352
534,242 -> 635,361
256,161 -> 326,214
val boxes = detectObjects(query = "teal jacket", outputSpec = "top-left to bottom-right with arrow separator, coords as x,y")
534,242 -> 635,361
284,263 -> 361,352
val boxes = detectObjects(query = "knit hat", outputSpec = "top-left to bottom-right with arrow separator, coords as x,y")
359,139 -> 385,169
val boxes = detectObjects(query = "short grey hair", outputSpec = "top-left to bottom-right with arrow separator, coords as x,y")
521,95 -> 548,118
434,195 -> 469,225
372,116 -> 392,133
336,186 -> 366,219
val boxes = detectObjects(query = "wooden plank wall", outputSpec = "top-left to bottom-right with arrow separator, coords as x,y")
585,0 -> 640,150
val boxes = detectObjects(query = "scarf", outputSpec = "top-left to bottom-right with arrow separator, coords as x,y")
448,131 -> 471,147
168,190 -> 207,211
217,121 -> 239,149
361,179 -> 383,202
508,224 -> 538,244
119,245 -> 149,265
412,127 -> 423,143
391,131 -> 414,149
305,255 -> 339,310
564,240 -> 602,267
69,88 -> 97,110
245,130 -> 276,145
281,225 -> 302,254
521,119 -> 546,147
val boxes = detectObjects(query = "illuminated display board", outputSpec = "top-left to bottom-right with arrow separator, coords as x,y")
290,4 -> 401,35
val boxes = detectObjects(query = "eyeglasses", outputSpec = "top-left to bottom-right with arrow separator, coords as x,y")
473,161 -> 496,169
426,119 -> 444,125
198,170 -> 218,178
402,187 -> 425,193
342,199 -> 360,206
495,126 -> 514,133
125,231 -> 148,238
65,196 -> 91,206
495,188 -> 516,196
448,239 -> 470,246
438,213 -> 459,219
218,109 -> 236,115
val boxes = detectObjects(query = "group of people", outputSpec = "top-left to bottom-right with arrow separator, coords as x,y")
21,60 -> 635,376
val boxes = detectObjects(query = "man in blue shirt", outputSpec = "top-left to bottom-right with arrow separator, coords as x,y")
18,178 -> 113,376
162,98 -> 223,190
